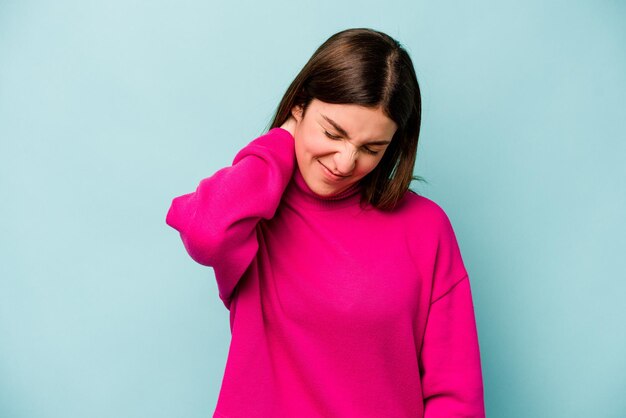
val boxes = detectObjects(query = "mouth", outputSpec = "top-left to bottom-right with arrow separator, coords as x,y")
318,160 -> 348,181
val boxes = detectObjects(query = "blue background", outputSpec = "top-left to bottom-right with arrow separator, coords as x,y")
1,1 -> 625,417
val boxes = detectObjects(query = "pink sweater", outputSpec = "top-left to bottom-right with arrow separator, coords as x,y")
166,127 -> 485,417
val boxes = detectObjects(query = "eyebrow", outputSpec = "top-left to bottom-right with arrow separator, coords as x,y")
320,113 -> 392,146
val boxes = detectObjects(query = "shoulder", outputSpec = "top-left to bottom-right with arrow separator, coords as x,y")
385,189 -> 462,249
397,190 -> 469,289
395,190 -> 454,229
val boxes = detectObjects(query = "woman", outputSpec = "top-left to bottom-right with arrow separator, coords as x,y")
166,28 -> 485,418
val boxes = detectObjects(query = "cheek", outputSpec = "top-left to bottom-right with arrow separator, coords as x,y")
294,137 -> 321,172
356,156 -> 385,177
295,133 -> 328,158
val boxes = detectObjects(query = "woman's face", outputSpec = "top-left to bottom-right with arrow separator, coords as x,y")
291,98 -> 398,197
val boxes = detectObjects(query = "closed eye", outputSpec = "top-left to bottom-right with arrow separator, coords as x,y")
323,130 -> 380,155
323,130 -> 341,140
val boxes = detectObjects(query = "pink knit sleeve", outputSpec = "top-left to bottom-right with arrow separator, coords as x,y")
419,210 -> 486,417
420,276 -> 485,417
165,127 -> 295,309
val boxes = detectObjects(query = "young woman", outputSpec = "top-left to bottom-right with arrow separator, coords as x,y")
166,28 -> 485,418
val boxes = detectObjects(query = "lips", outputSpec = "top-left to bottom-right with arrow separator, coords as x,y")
318,160 -> 346,181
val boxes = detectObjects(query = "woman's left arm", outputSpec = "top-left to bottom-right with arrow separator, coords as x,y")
417,204 -> 486,417
420,274 -> 485,417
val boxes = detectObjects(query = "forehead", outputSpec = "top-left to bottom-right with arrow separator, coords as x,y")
309,99 -> 397,140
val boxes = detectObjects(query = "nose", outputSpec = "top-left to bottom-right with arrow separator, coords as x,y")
332,144 -> 358,176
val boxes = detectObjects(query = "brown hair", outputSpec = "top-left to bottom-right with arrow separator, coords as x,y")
267,28 -> 425,211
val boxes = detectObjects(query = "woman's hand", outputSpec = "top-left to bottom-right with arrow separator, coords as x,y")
280,116 -> 297,139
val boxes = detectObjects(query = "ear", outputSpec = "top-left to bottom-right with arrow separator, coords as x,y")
291,104 -> 304,121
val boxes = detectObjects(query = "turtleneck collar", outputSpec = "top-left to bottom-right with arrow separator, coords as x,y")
283,165 -> 364,211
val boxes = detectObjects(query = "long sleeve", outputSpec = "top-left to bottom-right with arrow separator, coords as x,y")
165,127 -> 296,309
417,205 -> 485,417
420,275 -> 485,417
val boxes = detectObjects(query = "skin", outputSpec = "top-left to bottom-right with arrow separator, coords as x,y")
280,98 -> 398,197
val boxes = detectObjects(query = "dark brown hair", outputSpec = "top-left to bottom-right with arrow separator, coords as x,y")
267,28 -> 425,211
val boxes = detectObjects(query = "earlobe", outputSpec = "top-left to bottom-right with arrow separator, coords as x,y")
291,104 -> 303,121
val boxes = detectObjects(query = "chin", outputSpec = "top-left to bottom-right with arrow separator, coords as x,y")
302,176 -> 338,197
314,181 -> 353,197
299,161 -> 356,197
312,186 -> 337,197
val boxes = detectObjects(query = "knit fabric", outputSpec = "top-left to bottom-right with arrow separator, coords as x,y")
166,127 -> 485,417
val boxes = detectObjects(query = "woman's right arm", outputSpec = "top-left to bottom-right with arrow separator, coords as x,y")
165,125 -> 296,308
